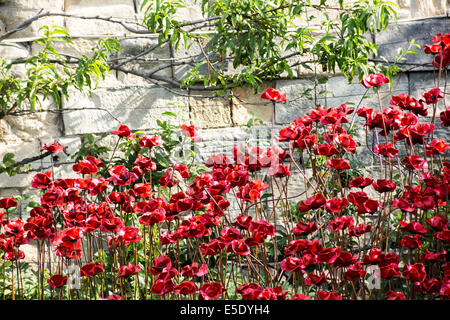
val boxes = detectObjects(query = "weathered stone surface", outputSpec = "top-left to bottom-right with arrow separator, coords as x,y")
0,8 -> 65,38
410,0 -> 447,17
0,42 -> 29,76
39,136 -> 81,179
64,0 -> 137,36
189,93 -> 232,129
1,111 -> 61,143
275,78 -> 326,125
194,124 -> 282,164
116,38 -> 173,81
408,71 -> 445,98
232,82 -> 275,126
408,71 -> 448,125
376,19 -> 449,71
2,0 -> 64,10
391,0 -> 413,19
326,73 -> 409,108
174,0 -> 204,22
62,86 -> 188,135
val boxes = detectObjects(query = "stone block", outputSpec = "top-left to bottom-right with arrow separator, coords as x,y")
410,0 -> 447,18
275,78 -> 326,125
116,37 -> 173,79
376,19 -> 449,72
189,93 -> 232,129
62,86 -> 189,135
326,73 -> 409,109
0,8 -> 65,38
0,42 -> 29,77
64,0 -> 138,36
232,82 -> 275,126
2,0 -> 64,10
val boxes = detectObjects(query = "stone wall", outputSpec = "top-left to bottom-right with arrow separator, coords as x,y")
0,0 -> 448,217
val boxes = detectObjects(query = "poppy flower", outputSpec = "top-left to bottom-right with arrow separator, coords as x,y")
344,263 -> 366,282
326,158 -> 350,170
294,134 -> 317,150
386,290 -> 406,300
237,179 -> 269,202
298,193 -> 326,212
316,246 -> 342,264
181,263 -> 208,278
261,88 -> 286,102
422,88 -> 443,104
440,279 -> 450,298
108,165 -> 138,186
402,155 -> 428,171
73,157 -> 103,175
402,263 -> 427,283
361,73 -> 389,88
432,45 -> 450,68
111,124 -> 131,137
426,139 -> 450,156
436,230 -> 450,243
139,208 -> 166,225
0,197 -> 18,209
305,272 -> 328,286
347,223 -> 372,237
356,199 -> 381,215
226,239 -> 251,256
380,263 -> 401,279
219,227 -> 243,243
293,221 -> 317,236
249,219 -> 276,237
100,294 -> 122,300
374,144 -> 398,158
349,176 -> 373,189
440,107 -> 450,127
268,164 -> 291,177
31,172 -> 53,189
117,263 -> 141,278
289,293 -> 311,300
372,179 -> 396,193
47,274 -> 68,288
400,234 -> 422,249
174,281 -> 198,295
134,155 -> 156,172
199,282 -> 225,300
80,262 -> 103,277
335,133 -> 356,152
235,283 -> 263,300
255,287 -> 287,300
40,141 -> 65,154
138,135 -> 163,148
151,279 -> 174,296
181,124 -> 201,141
399,221 -> 427,235
426,214 -> 448,231
280,256 -> 304,272
325,197 -> 348,213
200,239 -> 225,256
328,216 -> 354,231
315,290 -> 342,300
416,278 -> 441,295
231,214 -> 253,230
347,191 -> 369,206
315,143 -> 340,157
420,249 -> 447,262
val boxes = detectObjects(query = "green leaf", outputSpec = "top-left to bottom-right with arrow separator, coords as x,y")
161,111 -> 177,117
